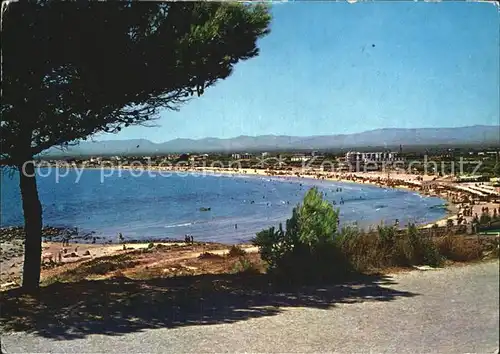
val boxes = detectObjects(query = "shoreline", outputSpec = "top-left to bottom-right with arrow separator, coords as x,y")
5,165 -> 499,241
92,164 -> 456,223
111,165 -> 499,231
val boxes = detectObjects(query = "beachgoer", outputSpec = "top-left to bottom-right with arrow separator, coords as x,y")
235,224 -> 238,230
190,235 -> 194,243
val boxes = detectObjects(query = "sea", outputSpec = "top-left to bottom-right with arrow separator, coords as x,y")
0,168 -> 448,244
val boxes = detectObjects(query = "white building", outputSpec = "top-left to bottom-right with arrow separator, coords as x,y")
345,151 -> 402,164
290,154 -> 310,162
231,153 -> 253,160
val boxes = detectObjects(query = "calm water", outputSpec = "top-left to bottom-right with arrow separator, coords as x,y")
1,168 -> 447,243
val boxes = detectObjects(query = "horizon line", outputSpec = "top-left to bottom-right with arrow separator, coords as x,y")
94,124 -> 499,143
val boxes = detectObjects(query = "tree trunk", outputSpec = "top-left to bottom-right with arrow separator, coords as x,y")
18,160 -> 43,292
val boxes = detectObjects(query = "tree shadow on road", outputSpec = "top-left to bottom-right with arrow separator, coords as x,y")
0,272 -> 418,340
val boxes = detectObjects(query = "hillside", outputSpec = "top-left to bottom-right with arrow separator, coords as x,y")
42,125 -> 499,156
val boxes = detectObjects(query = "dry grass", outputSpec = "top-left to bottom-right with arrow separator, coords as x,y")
39,243 -> 265,286
337,228 -> 442,272
435,235 -> 483,262
126,252 -> 265,279
42,253 -> 140,284
37,232 -> 496,289
337,228 -> 496,273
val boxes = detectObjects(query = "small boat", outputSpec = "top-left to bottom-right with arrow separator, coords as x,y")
199,207 -> 211,212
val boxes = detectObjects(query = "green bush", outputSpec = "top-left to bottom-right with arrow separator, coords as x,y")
253,187 -> 351,283
254,189 -> 445,280
400,223 -> 442,267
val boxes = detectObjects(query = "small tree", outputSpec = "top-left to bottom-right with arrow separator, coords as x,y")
1,1 -> 271,291
253,188 -> 346,282
297,188 -> 339,247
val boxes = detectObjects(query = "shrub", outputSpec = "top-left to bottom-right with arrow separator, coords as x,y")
336,226 -> 380,271
400,223 -> 442,267
436,235 -> 482,262
253,187 -> 351,283
254,189 -> 448,278
336,223 -> 443,270
228,245 -> 247,258
231,257 -> 260,275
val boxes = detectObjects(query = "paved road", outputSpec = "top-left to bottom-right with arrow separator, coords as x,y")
2,261 -> 499,353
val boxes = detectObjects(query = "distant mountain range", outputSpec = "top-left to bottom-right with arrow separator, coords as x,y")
43,125 -> 499,157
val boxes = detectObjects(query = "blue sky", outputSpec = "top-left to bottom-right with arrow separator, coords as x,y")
104,1 -> 499,142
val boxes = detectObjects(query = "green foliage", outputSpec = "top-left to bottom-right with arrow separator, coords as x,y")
253,210 -> 299,272
402,223 -> 442,267
377,223 -> 397,246
254,189 -> 445,280
231,257 -> 259,275
1,1 -> 270,290
1,2 -> 271,163
253,187 -> 349,283
297,188 -> 339,247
